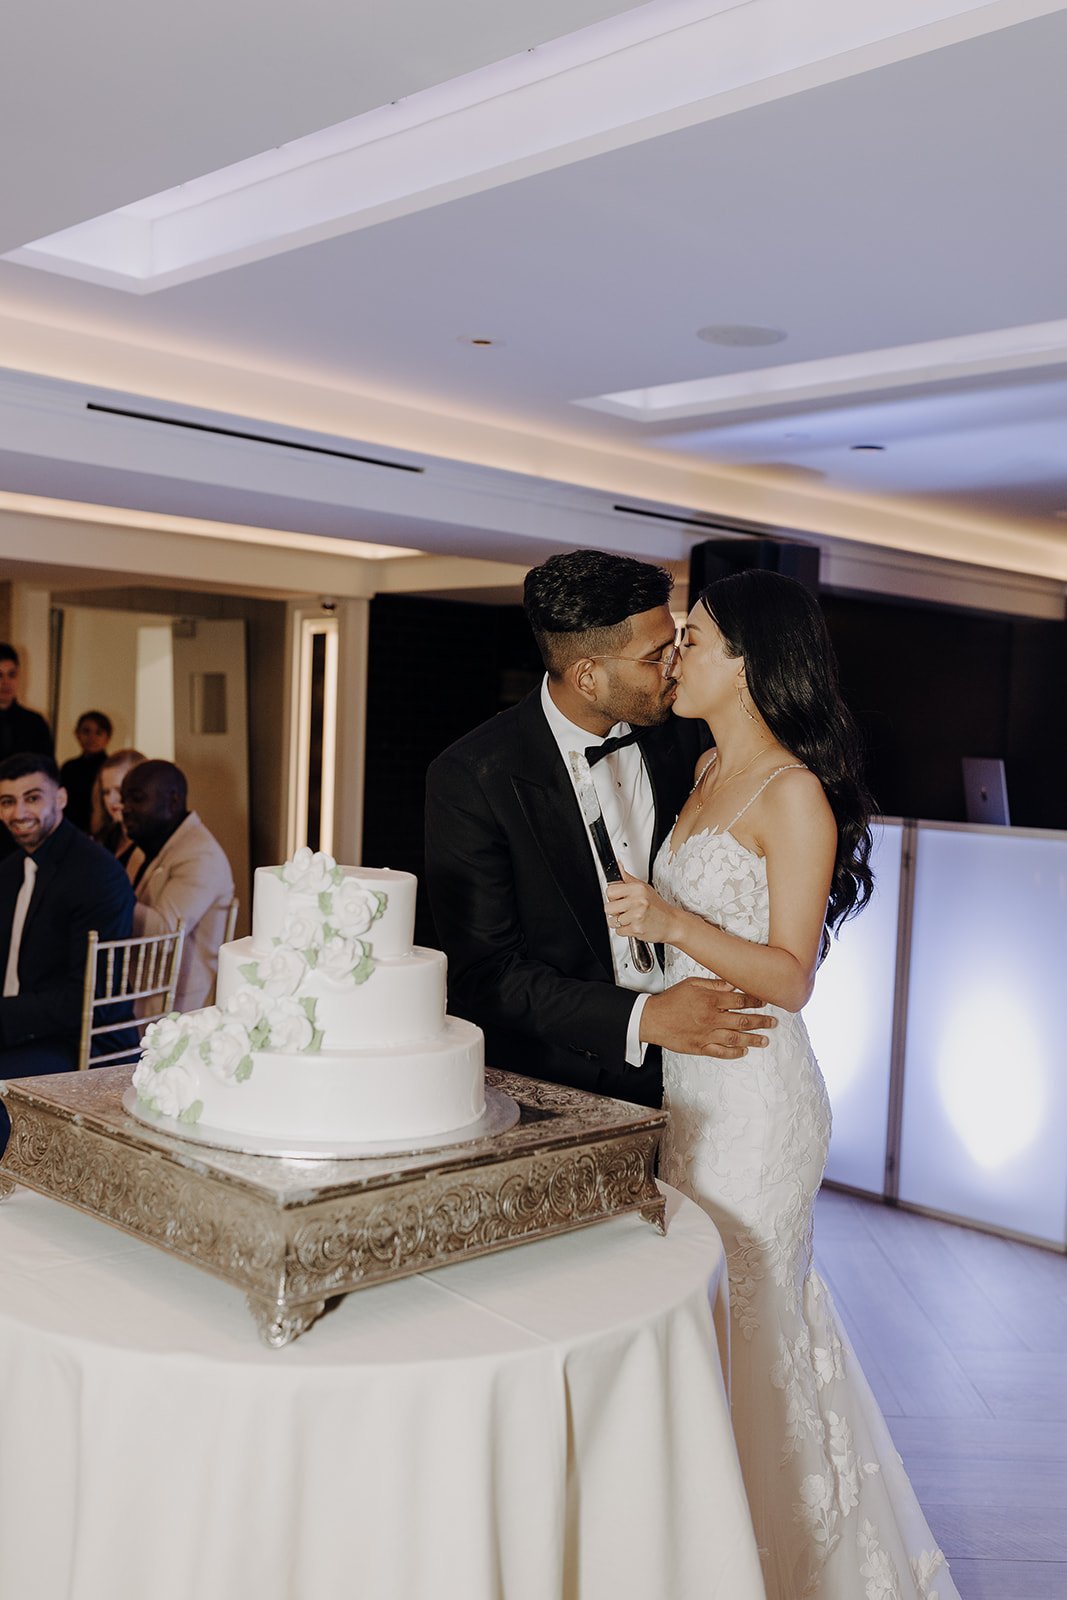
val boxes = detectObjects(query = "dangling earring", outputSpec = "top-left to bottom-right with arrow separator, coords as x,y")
737,679 -> 760,726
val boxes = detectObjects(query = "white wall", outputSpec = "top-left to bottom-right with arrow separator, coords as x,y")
55,606 -> 177,762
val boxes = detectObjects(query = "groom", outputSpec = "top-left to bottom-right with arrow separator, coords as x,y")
424,549 -> 774,1108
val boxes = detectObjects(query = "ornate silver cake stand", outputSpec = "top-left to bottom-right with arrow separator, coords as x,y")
0,1065 -> 666,1346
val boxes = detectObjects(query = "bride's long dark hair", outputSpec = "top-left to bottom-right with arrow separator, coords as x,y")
700,569 -> 875,956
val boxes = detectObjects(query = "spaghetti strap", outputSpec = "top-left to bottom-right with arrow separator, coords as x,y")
724,764 -> 806,833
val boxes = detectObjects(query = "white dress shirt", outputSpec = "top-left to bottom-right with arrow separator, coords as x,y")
2,855 -> 38,997
540,676 -> 663,1067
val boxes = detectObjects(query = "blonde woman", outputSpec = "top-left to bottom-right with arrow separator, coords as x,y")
92,747 -> 146,877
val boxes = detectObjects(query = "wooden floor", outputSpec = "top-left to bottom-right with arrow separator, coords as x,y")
813,1188 -> 1067,1600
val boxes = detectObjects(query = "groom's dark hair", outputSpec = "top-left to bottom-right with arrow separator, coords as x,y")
524,550 -> 673,676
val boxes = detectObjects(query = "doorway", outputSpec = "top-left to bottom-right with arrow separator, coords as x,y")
54,604 -> 251,929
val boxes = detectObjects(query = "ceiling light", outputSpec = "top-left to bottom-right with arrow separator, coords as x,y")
697,325 -> 787,347
3,0 -> 749,293
458,336 -> 502,347
0,491 -> 421,559
850,444 -> 885,452
577,318 -> 1067,423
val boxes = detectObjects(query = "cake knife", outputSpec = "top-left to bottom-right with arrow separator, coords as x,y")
568,751 -> 655,975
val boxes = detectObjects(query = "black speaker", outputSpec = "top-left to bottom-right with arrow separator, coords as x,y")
688,538 -> 820,600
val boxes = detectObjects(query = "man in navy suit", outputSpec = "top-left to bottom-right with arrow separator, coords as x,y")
425,550 -> 774,1108
0,753 -> 133,1153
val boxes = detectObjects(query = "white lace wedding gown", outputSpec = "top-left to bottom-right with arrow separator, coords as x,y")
654,773 -> 959,1600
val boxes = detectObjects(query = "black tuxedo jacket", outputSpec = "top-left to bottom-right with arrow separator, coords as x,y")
425,690 -> 708,1105
0,818 -> 134,1067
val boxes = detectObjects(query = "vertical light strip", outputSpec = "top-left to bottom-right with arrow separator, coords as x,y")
318,624 -> 339,857
288,614 -> 339,855
883,821 -> 918,1201
292,617 -> 313,857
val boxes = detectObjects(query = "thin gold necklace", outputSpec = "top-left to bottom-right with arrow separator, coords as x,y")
693,747 -> 766,811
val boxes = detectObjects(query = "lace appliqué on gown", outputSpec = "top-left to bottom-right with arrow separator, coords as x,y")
654,825 -> 958,1600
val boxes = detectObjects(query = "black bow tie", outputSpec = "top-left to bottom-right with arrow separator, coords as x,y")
584,729 -> 640,767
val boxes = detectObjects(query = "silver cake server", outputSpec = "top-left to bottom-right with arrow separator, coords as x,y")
568,750 -> 655,975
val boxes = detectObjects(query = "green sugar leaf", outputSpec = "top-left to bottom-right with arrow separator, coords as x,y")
373,891 -> 387,921
238,962 -> 263,987
300,996 -> 318,1022
235,1057 -> 253,1082
308,1027 -> 324,1053
161,1036 -> 190,1069
331,866 -> 345,887
178,1100 -> 204,1125
351,950 -> 377,987
304,946 -> 318,968
318,891 -> 333,914
249,1020 -> 271,1050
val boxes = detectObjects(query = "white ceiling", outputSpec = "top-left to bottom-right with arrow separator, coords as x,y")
1,0 -> 1066,586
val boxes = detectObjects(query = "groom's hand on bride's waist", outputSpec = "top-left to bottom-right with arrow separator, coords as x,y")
639,978 -> 775,1059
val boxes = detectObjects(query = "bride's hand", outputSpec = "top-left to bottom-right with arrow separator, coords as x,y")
605,869 -> 680,944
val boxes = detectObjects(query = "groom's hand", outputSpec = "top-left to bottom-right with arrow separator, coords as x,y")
640,978 -> 775,1059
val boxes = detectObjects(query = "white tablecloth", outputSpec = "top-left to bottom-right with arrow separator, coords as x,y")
0,1183 -> 765,1600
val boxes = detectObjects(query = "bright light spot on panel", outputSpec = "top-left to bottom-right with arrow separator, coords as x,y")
936,985 -> 1045,1169
900,824 -> 1067,1245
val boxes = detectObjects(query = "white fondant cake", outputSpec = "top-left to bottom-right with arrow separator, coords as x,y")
130,850 -> 485,1144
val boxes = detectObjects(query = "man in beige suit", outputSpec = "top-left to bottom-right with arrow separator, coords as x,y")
122,760 -> 234,1012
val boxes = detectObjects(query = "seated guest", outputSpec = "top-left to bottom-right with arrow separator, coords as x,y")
0,753 -> 134,1154
0,643 -> 53,864
123,760 -> 234,1012
93,746 -> 147,869
59,710 -> 113,832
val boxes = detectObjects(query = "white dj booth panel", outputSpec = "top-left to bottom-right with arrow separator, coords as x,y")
806,822 -> 903,1196
897,823 -> 1067,1249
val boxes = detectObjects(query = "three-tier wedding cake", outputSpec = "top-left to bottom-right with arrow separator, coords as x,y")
130,849 -> 485,1145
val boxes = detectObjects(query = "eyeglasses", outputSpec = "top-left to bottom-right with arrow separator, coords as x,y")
586,626 -> 685,681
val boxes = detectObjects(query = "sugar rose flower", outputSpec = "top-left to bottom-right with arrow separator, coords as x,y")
281,905 -> 326,953
262,997 -> 315,1053
183,1006 -> 223,1043
132,1058 -> 158,1096
255,946 -> 306,997
141,1013 -> 186,1062
315,933 -> 364,982
224,988 -> 268,1031
137,1060 -> 200,1119
331,881 -> 381,938
280,847 -> 337,897
200,1020 -> 252,1082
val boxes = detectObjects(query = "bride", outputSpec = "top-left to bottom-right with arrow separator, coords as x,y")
606,570 -> 957,1600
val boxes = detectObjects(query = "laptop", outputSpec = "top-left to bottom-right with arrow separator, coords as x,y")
962,757 -> 1011,826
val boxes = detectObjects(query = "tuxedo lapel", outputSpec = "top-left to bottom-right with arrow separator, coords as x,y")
20,821 -> 74,943
0,858 -> 22,967
511,695 -> 613,975
635,722 -> 692,873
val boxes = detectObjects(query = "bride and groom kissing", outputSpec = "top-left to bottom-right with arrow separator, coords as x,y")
425,549 -> 957,1600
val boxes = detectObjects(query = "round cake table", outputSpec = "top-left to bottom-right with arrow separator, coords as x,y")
0,1183 -> 765,1600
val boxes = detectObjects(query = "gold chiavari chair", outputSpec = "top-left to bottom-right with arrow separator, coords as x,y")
77,923 -> 186,1071
221,897 -> 239,946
